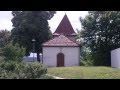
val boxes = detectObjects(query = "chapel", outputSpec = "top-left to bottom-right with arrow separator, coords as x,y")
42,14 -> 80,67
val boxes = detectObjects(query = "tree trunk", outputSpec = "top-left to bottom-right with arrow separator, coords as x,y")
37,52 -> 40,62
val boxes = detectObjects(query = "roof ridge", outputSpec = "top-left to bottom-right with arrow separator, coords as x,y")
42,34 -> 79,47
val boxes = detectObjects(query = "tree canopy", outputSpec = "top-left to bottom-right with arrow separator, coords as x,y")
0,29 -> 11,48
80,11 -> 120,66
11,11 -> 56,62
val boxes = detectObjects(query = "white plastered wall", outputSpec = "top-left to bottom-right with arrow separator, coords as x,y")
43,47 -> 80,67
111,48 -> 120,68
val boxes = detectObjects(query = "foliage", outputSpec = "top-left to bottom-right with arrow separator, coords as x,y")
0,61 -> 48,79
1,42 -> 25,62
0,49 -> 2,57
48,66 -> 120,79
0,29 -> 11,48
77,30 -> 93,66
80,52 -> 93,66
11,11 -> 56,61
80,11 -> 120,66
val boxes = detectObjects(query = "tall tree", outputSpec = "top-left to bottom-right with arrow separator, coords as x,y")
11,11 -> 56,62
80,11 -> 120,66
0,29 -> 11,48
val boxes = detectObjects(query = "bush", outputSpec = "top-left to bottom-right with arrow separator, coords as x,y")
1,43 -> 25,62
0,61 -> 48,79
80,59 -> 93,66
18,62 -> 47,79
80,52 -> 93,66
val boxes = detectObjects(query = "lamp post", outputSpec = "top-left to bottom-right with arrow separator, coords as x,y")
32,38 -> 36,61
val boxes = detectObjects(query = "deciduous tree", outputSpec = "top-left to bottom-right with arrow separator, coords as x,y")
11,11 -> 56,62
80,11 -> 120,66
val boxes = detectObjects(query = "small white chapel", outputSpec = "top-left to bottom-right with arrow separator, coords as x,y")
42,14 -> 80,67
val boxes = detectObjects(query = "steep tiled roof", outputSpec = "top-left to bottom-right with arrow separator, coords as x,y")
42,34 -> 79,47
53,14 -> 76,35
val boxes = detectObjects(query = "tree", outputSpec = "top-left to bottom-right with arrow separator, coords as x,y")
0,29 -> 11,56
0,29 -> 11,48
80,11 -> 120,66
11,11 -> 56,62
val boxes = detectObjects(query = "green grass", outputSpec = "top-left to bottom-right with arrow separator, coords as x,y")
47,66 -> 120,79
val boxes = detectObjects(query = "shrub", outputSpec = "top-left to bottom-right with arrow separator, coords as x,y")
18,62 -> 47,79
0,61 -> 48,79
1,43 -> 25,62
80,59 -> 93,66
80,52 -> 93,66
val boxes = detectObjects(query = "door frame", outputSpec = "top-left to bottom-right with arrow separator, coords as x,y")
57,53 -> 64,67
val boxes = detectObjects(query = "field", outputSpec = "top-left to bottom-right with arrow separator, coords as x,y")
47,66 -> 120,79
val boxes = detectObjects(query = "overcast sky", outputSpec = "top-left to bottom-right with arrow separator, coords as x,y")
0,11 -> 88,32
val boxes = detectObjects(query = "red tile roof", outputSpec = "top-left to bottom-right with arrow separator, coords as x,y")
42,34 -> 79,47
53,14 -> 76,35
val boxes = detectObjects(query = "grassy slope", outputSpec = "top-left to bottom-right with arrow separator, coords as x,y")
47,66 -> 120,79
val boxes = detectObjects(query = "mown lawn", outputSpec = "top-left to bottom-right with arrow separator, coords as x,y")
47,66 -> 120,79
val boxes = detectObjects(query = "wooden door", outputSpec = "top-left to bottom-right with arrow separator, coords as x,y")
57,53 -> 64,67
